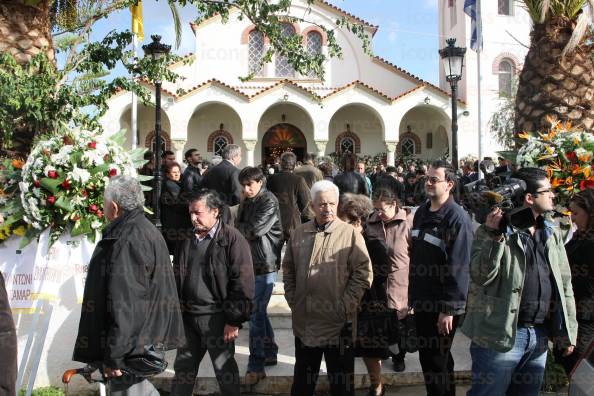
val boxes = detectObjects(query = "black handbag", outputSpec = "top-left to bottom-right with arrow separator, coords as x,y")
123,345 -> 168,378
357,287 -> 400,347
398,311 -> 419,353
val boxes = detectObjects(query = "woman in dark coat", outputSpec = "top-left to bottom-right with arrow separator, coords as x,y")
160,162 -> 191,254
559,188 -> 594,373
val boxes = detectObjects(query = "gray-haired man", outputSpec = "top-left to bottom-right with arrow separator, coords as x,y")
202,144 -> 243,205
73,176 -> 185,395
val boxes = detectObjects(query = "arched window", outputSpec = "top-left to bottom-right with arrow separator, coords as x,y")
401,138 -> 416,157
306,31 -> 323,78
340,137 -> 355,154
498,59 -> 514,97
213,136 -> 229,156
248,30 -> 265,76
145,131 -> 171,154
498,0 -> 512,15
275,23 -> 296,77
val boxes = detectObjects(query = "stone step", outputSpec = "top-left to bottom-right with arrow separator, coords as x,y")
151,330 -> 473,395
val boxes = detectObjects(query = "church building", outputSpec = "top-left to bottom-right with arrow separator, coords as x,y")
100,0 -> 530,167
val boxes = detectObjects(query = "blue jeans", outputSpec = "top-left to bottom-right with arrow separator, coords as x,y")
467,326 -> 548,396
248,271 -> 278,373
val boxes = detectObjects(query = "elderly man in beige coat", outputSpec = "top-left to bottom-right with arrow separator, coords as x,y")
283,180 -> 373,396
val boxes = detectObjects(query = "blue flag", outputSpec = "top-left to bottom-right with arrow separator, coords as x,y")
464,0 -> 482,51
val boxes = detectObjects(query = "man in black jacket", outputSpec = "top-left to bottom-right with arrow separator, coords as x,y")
182,148 -> 203,194
202,144 -> 242,205
235,167 -> 283,386
409,160 -> 474,396
333,153 -> 369,196
267,152 -> 311,242
73,176 -> 185,396
171,189 -> 255,396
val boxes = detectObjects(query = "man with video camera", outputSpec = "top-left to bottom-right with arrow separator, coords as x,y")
462,167 -> 577,395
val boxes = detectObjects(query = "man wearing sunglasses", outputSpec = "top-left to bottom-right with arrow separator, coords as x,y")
408,160 -> 474,396
463,167 -> 577,395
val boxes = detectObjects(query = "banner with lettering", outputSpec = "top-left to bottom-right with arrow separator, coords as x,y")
0,230 -> 95,312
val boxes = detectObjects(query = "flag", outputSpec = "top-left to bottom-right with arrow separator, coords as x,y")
464,0 -> 482,52
130,0 -> 144,42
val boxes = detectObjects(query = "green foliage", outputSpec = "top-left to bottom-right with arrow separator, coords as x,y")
542,348 -> 568,392
18,386 -> 64,396
489,80 -> 518,150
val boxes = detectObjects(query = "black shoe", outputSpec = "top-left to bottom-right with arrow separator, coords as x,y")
367,385 -> 386,396
264,356 -> 277,366
392,356 -> 405,372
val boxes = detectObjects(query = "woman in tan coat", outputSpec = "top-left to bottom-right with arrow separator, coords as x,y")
362,187 -> 413,396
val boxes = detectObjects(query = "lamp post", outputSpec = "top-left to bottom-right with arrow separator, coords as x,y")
439,38 -> 466,171
143,35 -> 171,229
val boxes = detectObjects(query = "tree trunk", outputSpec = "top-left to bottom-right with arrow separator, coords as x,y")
0,0 -> 54,65
514,17 -> 594,135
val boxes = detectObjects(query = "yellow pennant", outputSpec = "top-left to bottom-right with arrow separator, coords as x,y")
130,0 -> 144,42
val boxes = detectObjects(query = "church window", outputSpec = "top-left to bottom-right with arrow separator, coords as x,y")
306,31 -> 323,78
248,30 -> 265,75
498,59 -> 514,97
401,138 -> 416,157
340,137 -> 355,154
275,23 -> 296,77
147,131 -> 171,154
213,136 -> 229,156
498,0 -> 512,15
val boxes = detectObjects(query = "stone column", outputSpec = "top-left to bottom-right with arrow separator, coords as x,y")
385,141 -> 397,167
243,140 -> 257,167
171,139 -> 187,165
315,140 -> 328,159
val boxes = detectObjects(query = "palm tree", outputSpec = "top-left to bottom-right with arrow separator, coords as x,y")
515,1 -> 594,135
0,1 -> 54,65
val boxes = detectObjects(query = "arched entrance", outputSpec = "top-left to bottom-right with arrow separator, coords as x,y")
262,123 -> 307,165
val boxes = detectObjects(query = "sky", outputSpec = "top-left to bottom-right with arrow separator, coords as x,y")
88,0 -> 440,83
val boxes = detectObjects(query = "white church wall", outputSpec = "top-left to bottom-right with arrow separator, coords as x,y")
328,104 -> 384,158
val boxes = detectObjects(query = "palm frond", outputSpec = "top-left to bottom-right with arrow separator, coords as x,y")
562,0 -> 594,55
168,2 -> 182,50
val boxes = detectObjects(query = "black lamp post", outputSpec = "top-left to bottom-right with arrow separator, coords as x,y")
439,38 -> 466,171
143,35 -> 171,229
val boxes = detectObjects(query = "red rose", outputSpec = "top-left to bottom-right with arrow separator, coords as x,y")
47,170 -> 58,179
61,179 -> 71,189
109,168 -> 118,177
47,196 -> 56,205
33,180 -> 41,188
566,151 -> 578,163
87,141 -> 97,149
81,189 -> 89,198
88,204 -> 98,213
96,210 -> 103,219
580,180 -> 594,190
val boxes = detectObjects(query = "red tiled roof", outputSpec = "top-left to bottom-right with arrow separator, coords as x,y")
249,79 -> 320,100
178,79 -> 250,100
321,80 -> 394,102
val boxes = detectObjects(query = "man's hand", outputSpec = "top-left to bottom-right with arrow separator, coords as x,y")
224,325 -> 239,343
485,208 -> 504,232
563,345 -> 575,356
103,368 -> 123,378
437,313 -> 454,336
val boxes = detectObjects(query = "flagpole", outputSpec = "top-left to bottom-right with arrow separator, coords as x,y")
476,0 -> 484,179
132,33 -> 138,150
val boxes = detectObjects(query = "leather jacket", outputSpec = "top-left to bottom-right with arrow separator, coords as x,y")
235,188 -> 284,275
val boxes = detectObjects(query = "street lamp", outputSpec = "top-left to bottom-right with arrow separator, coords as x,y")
439,38 -> 466,171
143,34 -> 171,229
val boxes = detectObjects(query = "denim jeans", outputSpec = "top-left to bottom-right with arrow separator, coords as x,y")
248,271 -> 278,373
467,326 -> 548,396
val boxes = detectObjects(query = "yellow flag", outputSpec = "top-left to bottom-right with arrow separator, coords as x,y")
130,0 -> 144,42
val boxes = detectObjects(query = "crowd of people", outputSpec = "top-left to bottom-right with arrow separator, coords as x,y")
1,144 -> 592,396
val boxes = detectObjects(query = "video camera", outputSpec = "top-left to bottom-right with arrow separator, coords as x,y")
463,160 -> 535,233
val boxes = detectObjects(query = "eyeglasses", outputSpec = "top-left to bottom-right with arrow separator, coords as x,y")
426,176 -> 446,185
374,203 -> 395,214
